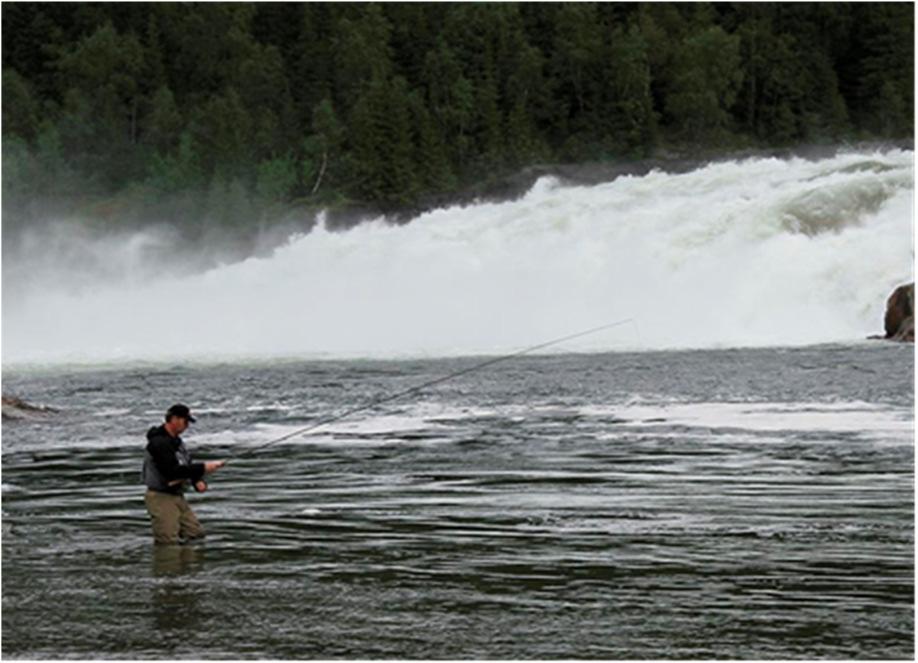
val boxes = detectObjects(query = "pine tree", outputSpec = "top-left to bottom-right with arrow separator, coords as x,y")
349,75 -> 418,207
665,25 -> 743,144
190,87 -> 253,180
54,21 -> 145,187
303,97 -> 345,197
549,3 -> 603,137
255,153 -> 297,204
475,74 -> 503,169
603,26 -> 657,155
147,130 -> 203,193
850,3 -> 913,137
422,36 -> 475,171
332,4 -> 394,111
409,90 -> 455,193
143,85 -> 182,155
2,68 -> 39,139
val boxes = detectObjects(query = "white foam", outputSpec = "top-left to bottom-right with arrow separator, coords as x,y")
93,408 -> 132,417
579,401 -> 914,437
197,399 -> 914,451
3,150 -> 913,364
188,403 -> 491,450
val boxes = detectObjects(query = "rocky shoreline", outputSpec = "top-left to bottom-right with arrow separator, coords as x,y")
1,395 -> 58,420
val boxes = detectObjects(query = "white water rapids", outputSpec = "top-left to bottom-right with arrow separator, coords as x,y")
2,149 -> 913,365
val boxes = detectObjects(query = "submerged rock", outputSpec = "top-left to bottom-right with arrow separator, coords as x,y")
1,395 -> 58,420
881,282 -> 914,342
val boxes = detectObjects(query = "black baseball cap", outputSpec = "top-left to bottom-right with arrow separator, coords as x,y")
166,403 -> 196,423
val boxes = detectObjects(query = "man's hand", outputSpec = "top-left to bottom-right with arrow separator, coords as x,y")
204,460 -> 225,474
194,480 -> 208,493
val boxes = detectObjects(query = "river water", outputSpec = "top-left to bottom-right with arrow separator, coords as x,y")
1,343 -> 913,658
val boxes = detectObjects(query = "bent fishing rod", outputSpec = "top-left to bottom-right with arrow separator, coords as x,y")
225,317 -> 634,464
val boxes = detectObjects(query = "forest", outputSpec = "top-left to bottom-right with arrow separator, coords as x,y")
2,2 -> 913,238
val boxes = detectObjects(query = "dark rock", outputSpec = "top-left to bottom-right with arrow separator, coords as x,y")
880,282 -> 914,342
891,316 -> 914,342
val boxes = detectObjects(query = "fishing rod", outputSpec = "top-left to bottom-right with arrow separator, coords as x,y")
225,318 -> 634,463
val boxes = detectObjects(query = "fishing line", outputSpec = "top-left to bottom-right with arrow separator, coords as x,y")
225,318 -> 634,463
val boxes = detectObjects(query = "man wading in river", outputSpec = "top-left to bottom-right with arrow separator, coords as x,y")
142,404 -> 225,544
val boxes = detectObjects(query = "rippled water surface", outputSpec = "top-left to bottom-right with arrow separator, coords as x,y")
2,344 -> 914,658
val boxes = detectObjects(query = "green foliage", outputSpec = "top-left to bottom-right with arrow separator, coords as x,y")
0,2 -> 912,232
550,3 -> 603,124
148,131 -> 203,193
302,97 -> 345,198
332,4 -> 394,110
870,81 -> 908,139
1,121 -> 77,225
475,75 -> 503,168
53,21 -> 146,188
410,92 -> 456,192
190,87 -> 252,178
2,69 -> 39,139
849,4 -> 913,138
255,154 -> 298,203
422,37 -> 476,169
604,27 -> 657,155
666,26 -> 743,143
350,75 -> 419,206
206,174 -> 255,232
143,85 -> 183,154
55,21 -> 144,104
2,135 -> 35,217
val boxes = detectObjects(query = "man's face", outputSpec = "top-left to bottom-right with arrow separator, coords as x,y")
168,416 -> 190,435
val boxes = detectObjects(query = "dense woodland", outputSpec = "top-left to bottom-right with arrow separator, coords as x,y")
2,2 -> 914,238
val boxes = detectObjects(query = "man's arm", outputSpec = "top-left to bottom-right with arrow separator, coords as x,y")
147,436 -> 206,484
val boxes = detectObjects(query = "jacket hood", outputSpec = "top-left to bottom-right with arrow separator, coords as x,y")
147,425 -> 173,442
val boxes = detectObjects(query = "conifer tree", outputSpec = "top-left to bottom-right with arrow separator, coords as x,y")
666,25 -> 743,144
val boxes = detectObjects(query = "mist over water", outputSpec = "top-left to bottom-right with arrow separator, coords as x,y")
3,149 -> 913,365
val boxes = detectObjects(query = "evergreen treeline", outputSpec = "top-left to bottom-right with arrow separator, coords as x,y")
2,2 -> 913,236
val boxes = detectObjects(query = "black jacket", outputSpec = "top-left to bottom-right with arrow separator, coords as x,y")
143,425 -> 206,494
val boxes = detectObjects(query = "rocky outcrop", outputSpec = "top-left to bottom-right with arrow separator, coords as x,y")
882,282 -> 914,342
1,394 -> 58,420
